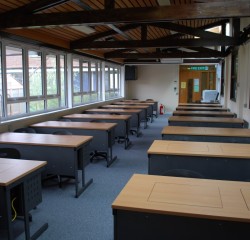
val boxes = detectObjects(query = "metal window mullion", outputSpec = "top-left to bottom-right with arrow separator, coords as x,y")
24,47 -> 30,114
1,41 -> 8,118
80,59 -> 83,103
43,52 -> 48,109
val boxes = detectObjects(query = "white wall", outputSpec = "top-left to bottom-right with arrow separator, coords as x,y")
125,64 -> 179,112
223,19 -> 250,127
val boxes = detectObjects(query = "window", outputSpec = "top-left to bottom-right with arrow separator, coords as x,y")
72,56 -> 101,106
6,46 -> 26,116
230,48 -> 238,101
105,64 -> 121,100
0,40 -> 67,120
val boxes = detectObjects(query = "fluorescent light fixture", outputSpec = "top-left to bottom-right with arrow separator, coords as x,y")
158,0 -> 171,6
71,25 -> 96,34
161,58 -> 183,64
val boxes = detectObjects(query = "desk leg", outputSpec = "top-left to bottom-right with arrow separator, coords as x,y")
23,178 -> 48,240
124,120 -> 132,150
5,189 -> 14,240
106,131 -> 117,167
75,148 -> 93,198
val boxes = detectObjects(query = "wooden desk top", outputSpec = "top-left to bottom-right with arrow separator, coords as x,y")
176,107 -> 228,111
173,111 -> 235,117
30,121 -> 117,131
0,158 -> 47,186
63,113 -> 131,121
0,132 -> 93,148
114,101 -> 154,106
112,174 -> 250,222
169,116 -> 244,123
178,103 -> 222,107
162,126 -> 250,137
147,140 -> 250,159
85,108 -> 142,114
102,105 -> 148,109
123,100 -> 157,103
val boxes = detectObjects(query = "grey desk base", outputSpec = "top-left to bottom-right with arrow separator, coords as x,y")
0,168 -> 48,240
113,209 -> 250,240
148,154 -> 250,181
86,111 -> 142,137
162,134 -> 250,143
66,118 -> 132,149
0,143 -> 92,198
32,127 -> 117,167
168,121 -> 244,128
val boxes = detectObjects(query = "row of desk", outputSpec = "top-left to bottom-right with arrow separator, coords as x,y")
112,102 -> 250,239
0,98 -> 159,239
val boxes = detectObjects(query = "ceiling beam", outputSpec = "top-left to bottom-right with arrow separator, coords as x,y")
0,0 -> 69,17
71,24 -> 140,46
0,2 -> 249,28
124,58 -> 222,64
104,51 -> 225,59
72,38 -> 236,49
149,22 -> 230,41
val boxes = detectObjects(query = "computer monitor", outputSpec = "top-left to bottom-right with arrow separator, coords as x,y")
201,90 -> 219,103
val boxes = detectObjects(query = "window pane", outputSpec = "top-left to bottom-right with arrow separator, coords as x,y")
73,95 -> 81,104
30,100 -> 45,112
29,50 -> 43,96
105,67 -> 109,90
60,55 -> 66,106
7,102 -> 26,116
114,68 -> 118,89
83,94 -> 90,102
6,46 -> 24,98
82,61 -> 89,92
91,62 -> 97,92
73,58 -> 80,92
47,98 -> 59,109
110,67 -> 114,89
46,54 -> 57,95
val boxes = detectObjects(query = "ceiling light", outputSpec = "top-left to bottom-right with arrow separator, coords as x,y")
71,25 -> 96,34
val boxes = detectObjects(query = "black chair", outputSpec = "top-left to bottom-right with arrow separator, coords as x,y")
52,130 -> 72,135
0,148 -> 21,159
14,127 -> 36,133
163,169 -> 204,179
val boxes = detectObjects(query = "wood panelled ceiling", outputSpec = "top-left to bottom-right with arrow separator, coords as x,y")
0,0 -> 250,64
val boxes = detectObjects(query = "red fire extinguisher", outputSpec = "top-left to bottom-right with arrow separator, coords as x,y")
159,104 -> 164,115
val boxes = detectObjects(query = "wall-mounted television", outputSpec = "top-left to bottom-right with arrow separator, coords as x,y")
125,66 -> 138,80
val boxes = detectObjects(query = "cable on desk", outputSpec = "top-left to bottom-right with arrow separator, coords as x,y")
11,197 -> 17,221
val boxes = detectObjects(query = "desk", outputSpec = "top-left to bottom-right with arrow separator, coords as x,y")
101,105 -> 149,129
168,116 -> 245,128
123,100 -> 158,117
85,108 -> 142,137
122,99 -> 158,117
0,132 -> 93,197
62,114 -> 132,149
173,110 -> 236,118
176,106 -> 229,111
112,174 -> 250,240
0,158 -> 48,240
178,103 -> 222,107
162,126 -> 250,143
30,121 -> 117,167
113,102 -> 154,122
147,140 -> 250,181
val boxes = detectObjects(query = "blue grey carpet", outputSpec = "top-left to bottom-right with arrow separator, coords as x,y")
17,114 -> 169,240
